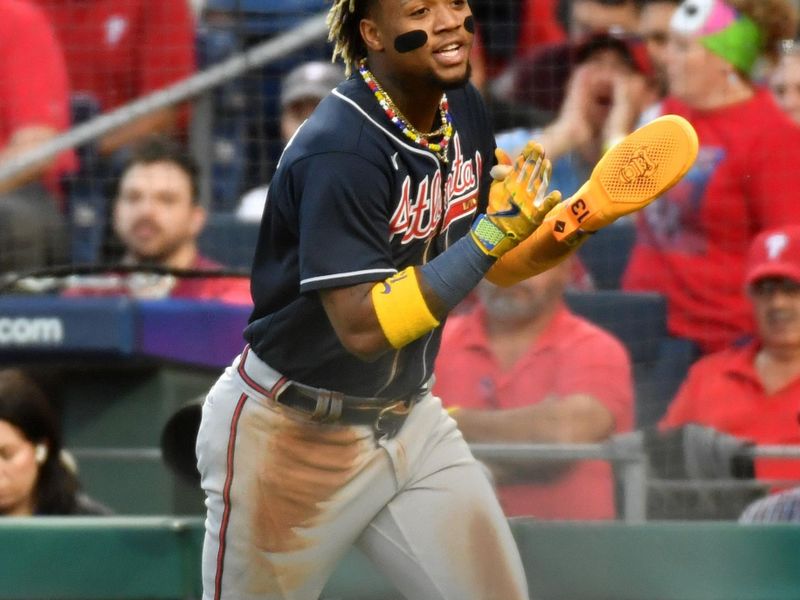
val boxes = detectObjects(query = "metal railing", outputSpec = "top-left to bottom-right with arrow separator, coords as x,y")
0,12 -> 330,189
70,441 -> 800,524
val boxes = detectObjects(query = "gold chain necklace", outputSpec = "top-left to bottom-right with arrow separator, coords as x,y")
358,59 -> 453,162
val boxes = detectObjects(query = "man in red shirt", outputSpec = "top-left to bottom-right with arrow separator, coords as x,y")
434,258 -> 634,519
34,0 -> 196,156
0,0 -> 75,272
64,136 -> 250,305
661,225 -> 800,484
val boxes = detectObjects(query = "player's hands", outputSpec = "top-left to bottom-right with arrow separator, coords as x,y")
471,143 -> 562,258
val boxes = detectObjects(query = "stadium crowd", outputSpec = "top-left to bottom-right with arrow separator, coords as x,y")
2,0 -> 800,527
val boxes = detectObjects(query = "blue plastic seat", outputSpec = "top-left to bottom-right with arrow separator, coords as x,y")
197,213 -> 260,269
577,218 -> 637,290
564,290 -> 696,428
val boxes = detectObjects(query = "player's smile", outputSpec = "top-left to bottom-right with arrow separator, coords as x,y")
431,39 -> 468,68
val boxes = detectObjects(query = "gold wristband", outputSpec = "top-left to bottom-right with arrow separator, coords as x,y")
371,267 -> 440,349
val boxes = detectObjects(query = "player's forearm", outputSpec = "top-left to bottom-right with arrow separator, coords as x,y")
486,225 -> 589,287
318,241 -> 489,361
320,282 -> 395,361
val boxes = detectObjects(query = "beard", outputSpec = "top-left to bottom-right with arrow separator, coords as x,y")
477,284 -> 546,325
424,61 -> 473,91
443,61 -> 472,89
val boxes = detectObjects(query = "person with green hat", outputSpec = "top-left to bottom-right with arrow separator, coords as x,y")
623,0 -> 800,356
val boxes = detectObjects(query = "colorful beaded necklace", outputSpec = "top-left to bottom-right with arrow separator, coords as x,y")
358,59 -> 453,162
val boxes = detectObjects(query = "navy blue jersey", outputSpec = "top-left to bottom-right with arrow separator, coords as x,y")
245,74 -> 496,397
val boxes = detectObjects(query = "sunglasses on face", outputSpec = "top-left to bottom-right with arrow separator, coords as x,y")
750,278 -> 800,297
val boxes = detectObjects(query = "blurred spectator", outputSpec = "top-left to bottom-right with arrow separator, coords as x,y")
660,225 -> 800,484
34,0 -> 196,156
490,0 -> 643,125
236,61 -> 345,223
622,0 -> 800,354
0,0 -> 75,273
64,136 -> 251,304
565,0 -> 642,39
769,37 -> 800,126
496,32 -> 658,198
470,0 -> 566,81
0,369 -> 109,516
434,258 -> 634,520
637,0 -> 682,96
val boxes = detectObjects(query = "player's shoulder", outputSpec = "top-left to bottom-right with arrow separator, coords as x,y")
446,82 -> 489,121
446,81 -> 485,108
279,76 -> 398,168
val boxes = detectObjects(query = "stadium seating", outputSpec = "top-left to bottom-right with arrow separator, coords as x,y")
564,290 -> 695,428
196,1 -> 332,210
577,217 -> 637,290
195,24 -> 250,212
63,93 -> 110,265
198,212 -> 260,269
204,0 -> 329,38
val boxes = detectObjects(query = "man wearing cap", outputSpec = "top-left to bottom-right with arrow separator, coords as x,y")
236,61 -> 345,221
660,225 -> 800,484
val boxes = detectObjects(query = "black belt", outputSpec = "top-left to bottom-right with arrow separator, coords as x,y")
275,383 -> 418,437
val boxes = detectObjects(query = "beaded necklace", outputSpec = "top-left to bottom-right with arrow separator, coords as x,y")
358,59 -> 453,163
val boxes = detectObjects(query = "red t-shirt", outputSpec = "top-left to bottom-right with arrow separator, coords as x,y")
660,341 -> 800,482
434,305 -> 634,520
33,0 -> 195,112
171,255 -> 251,306
0,0 -> 75,189
623,90 -> 800,353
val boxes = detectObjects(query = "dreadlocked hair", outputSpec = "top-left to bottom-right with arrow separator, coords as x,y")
327,0 -> 373,75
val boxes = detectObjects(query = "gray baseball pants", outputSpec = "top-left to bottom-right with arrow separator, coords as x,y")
195,349 -> 529,600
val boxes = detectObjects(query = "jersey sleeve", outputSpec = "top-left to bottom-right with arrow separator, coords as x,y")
290,152 -> 397,292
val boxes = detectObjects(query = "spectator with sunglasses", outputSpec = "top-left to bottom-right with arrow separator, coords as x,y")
660,225 -> 800,485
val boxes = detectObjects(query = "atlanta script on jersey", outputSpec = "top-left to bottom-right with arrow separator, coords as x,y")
245,75 -> 496,398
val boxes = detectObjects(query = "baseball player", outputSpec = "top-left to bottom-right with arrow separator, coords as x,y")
194,0 -> 698,598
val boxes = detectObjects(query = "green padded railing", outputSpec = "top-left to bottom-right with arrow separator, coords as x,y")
3,518 -> 800,600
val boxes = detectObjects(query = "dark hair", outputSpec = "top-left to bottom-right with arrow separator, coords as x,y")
558,0 -> 641,32
636,0 -> 681,6
119,135 -> 200,202
327,0 -> 378,74
0,369 -> 81,515
729,0 -> 799,64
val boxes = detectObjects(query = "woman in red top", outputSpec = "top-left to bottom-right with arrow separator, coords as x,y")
622,0 -> 800,353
